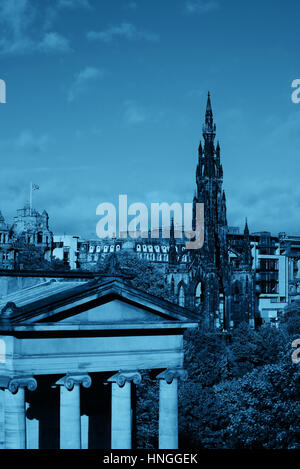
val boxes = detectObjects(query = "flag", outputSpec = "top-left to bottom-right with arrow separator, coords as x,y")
32,184 -> 39,190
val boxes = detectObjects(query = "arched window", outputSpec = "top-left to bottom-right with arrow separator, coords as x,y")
136,244 -> 141,252
195,282 -> 202,307
234,281 -> 240,302
219,293 -> 224,323
178,285 -> 185,307
116,245 -> 120,251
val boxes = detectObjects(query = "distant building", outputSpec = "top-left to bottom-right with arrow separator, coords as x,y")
0,204 -> 52,270
53,235 -> 80,270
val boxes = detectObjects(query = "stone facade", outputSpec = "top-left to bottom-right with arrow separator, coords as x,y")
0,277 -> 197,449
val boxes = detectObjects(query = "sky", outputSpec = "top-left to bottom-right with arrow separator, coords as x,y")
0,0 -> 299,239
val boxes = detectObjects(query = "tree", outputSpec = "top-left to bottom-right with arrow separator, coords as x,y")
15,243 -> 70,271
228,322 -> 286,378
97,250 -> 173,301
212,360 -> 300,449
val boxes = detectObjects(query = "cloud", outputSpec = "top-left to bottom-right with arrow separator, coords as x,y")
227,177 -> 300,236
38,32 -> 71,53
123,101 -> 148,125
185,0 -> 220,14
57,0 -> 91,8
126,2 -> 138,9
68,66 -> 104,102
87,22 -> 159,43
14,130 -> 52,153
0,0 -> 72,55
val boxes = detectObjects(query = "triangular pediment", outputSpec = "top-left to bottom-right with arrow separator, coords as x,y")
58,298 -> 167,324
0,277 -> 199,329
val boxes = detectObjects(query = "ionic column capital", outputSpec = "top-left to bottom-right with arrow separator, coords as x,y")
156,368 -> 187,384
108,370 -> 142,387
0,376 -> 37,394
55,373 -> 92,391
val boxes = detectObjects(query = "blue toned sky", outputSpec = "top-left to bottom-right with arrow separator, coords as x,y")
0,0 -> 299,238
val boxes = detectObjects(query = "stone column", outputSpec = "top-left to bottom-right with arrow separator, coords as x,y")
4,376 -> 37,449
156,368 -> 187,450
0,389 -> 4,449
25,401 -> 39,449
108,371 -> 142,450
56,374 -> 92,449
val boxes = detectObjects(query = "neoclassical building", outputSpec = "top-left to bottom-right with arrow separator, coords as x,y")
0,276 -> 197,449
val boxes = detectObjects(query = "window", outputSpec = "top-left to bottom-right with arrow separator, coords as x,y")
96,245 -> 101,253
63,249 -> 69,261
179,285 -> 185,307
195,282 -> 202,307
234,281 -> 240,302
219,293 -> 224,323
136,244 -> 141,252
116,245 -> 120,251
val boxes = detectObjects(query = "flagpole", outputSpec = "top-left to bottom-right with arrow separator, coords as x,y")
30,182 -> 32,216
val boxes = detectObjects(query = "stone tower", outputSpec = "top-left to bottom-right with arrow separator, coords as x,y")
190,92 -> 230,329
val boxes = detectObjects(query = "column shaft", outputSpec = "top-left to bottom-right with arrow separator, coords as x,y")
159,378 -> 178,449
60,384 -> 81,449
111,381 -> 132,449
25,402 -> 39,449
5,388 -> 26,449
0,389 -> 5,449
